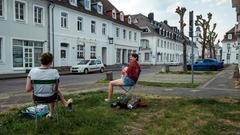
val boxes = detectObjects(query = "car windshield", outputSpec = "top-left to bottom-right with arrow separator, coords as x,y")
77,60 -> 90,65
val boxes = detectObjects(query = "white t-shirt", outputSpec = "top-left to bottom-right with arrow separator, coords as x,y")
28,68 -> 60,97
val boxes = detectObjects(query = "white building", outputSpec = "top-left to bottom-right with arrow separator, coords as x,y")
50,0 -> 141,67
0,0 -> 49,74
0,0 -> 141,74
222,26 -> 238,64
132,13 -> 189,65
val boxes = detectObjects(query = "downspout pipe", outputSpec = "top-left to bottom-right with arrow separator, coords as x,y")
52,4 -> 55,67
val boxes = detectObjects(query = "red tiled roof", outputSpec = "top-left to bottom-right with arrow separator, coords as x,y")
221,26 -> 237,43
50,0 -> 140,30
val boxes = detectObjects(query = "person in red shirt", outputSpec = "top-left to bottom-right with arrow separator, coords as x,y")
105,53 -> 141,102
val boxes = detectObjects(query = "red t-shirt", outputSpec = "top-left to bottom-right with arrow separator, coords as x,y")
126,60 -> 141,82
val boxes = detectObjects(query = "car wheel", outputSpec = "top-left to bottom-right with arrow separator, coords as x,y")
187,66 -> 191,70
84,69 -> 88,74
100,67 -> 104,73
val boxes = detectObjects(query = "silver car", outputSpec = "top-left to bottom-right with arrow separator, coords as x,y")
70,59 -> 105,74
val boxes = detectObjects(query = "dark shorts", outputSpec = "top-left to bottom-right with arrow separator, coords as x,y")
123,77 -> 135,86
33,93 -> 59,103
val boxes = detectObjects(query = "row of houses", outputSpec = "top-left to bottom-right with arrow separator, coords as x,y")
0,0 -> 201,74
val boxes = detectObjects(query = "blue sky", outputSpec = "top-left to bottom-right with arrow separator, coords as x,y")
109,0 -> 236,43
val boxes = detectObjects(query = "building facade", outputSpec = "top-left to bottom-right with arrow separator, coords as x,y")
0,0 -> 141,74
222,27 -> 238,64
232,0 -> 240,66
132,13 -> 195,65
0,0 -> 49,74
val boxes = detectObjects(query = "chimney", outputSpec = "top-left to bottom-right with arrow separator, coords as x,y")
148,12 -> 154,21
164,20 -> 168,25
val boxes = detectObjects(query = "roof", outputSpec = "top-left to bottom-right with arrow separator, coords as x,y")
131,13 -> 181,42
221,26 -> 237,43
50,0 -> 140,30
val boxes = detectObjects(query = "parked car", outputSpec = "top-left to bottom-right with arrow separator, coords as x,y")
70,59 -> 104,74
187,59 -> 223,71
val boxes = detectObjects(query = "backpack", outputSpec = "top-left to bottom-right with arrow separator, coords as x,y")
21,104 -> 49,117
111,95 -> 131,109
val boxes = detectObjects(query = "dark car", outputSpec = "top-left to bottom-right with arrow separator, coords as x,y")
187,59 -> 223,71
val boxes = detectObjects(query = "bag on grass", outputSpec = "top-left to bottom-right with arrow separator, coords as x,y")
21,104 -> 49,117
111,94 -> 131,109
127,96 -> 140,109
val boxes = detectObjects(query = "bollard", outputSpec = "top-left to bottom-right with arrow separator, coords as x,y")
106,71 -> 113,81
161,65 -> 169,73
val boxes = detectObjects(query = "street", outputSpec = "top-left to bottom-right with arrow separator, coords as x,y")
0,68 -> 154,94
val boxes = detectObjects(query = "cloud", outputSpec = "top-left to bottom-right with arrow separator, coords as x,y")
200,0 -> 228,5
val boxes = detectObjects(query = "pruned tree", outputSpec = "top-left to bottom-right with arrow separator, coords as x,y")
195,13 -> 213,59
207,23 -> 218,58
176,6 -> 187,72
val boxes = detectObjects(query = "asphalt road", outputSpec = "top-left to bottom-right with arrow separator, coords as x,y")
0,68 -> 153,94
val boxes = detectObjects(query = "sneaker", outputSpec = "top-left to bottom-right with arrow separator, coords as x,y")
65,99 -> 73,109
104,98 -> 111,102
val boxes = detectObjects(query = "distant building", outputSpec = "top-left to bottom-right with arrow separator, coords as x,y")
131,13 -> 184,65
222,27 -> 238,64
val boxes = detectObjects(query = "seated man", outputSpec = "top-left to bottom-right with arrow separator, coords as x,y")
105,53 -> 141,102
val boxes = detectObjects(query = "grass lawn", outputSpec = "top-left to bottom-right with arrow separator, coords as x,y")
0,91 -> 240,135
96,80 -> 200,88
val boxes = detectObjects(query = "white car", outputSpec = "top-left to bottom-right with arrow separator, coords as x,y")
70,59 -> 105,74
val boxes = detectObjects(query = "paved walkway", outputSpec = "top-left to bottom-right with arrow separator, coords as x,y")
0,65 -> 239,112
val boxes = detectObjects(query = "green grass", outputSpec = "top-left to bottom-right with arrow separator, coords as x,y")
1,92 -> 240,135
96,80 -> 200,88
138,81 -> 200,88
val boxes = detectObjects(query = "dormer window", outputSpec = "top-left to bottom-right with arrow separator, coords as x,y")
112,9 -> 116,19
84,0 -> 91,10
133,18 -> 138,24
228,34 -> 232,40
97,2 -> 103,14
69,0 -> 77,6
128,16 -> 132,24
120,12 -> 124,21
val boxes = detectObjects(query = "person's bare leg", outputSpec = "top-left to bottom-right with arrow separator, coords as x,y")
107,79 -> 124,101
48,103 -> 55,117
57,89 -> 69,107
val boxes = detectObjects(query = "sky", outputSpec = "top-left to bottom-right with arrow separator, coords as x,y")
108,0 -> 236,44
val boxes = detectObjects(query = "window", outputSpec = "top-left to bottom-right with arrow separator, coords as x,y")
129,31 -> 132,40
0,37 -> 2,60
96,60 -> 101,64
0,0 -> 3,17
116,27 -> 119,38
69,0 -> 77,6
90,46 -> 96,59
34,6 -> 43,25
123,29 -> 126,39
228,34 -> 232,40
236,54 -> 239,60
161,40 -> 163,48
15,0 -> 26,21
116,49 -> 121,63
97,3 -> 103,14
134,32 -> 137,41
61,50 -> 66,58
77,17 -> 83,31
61,12 -> 68,28
84,0 -> 90,10
77,45 -> 85,59
144,53 -> 150,61
13,39 -> 43,68
91,21 -> 96,33
102,23 -> 106,35
112,9 -> 116,19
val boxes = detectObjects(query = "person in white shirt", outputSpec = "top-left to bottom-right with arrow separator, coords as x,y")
25,52 -> 72,118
